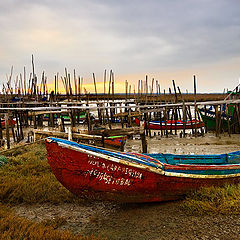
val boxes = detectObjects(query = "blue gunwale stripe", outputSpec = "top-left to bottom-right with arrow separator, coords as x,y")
49,137 -> 163,169
48,137 -> 240,172
164,168 -> 240,175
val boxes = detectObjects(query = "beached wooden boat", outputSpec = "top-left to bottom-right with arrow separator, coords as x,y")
46,137 -> 240,203
135,118 -> 204,130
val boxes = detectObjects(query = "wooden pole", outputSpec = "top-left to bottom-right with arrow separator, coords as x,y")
60,113 -> 65,132
194,75 -> 197,137
31,54 -> 36,96
107,71 -> 112,129
18,112 -> 24,140
215,105 -> 219,137
236,104 -> 240,133
5,113 -> 10,149
0,116 -> 3,140
164,107 -> 168,137
140,132 -> 147,153
9,114 -> 16,142
159,108 -> 163,136
182,101 -> 186,137
145,75 -> 148,103
15,112 -> 20,141
24,66 -> 26,95
111,71 -> 115,123
93,73 -> 102,124
86,109 -> 92,133
103,70 -> 106,124
78,76 -> 81,101
74,69 -> 77,96
225,104 -> 231,136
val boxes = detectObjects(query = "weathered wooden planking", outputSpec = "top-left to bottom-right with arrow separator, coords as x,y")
1,99 -> 240,112
89,127 -> 144,136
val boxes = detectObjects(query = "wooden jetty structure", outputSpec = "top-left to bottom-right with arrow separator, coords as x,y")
0,59 -> 239,150
0,96 -> 239,151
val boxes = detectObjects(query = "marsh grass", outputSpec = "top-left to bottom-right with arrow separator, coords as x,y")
181,184 -> 240,215
0,142 -> 82,204
0,142 -> 103,239
0,204 -> 102,240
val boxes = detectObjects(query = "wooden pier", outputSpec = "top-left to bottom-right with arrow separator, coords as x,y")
0,59 -> 239,150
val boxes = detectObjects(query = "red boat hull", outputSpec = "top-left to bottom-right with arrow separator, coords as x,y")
46,140 -> 240,203
135,118 -> 204,130
1,119 -> 17,128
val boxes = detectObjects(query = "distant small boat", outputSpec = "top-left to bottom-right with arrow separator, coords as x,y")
43,112 -> 86,121
198,108 -> 230,131
198,86 -> 240,132
104,135 -> 126,148
46,137 -> 240,203
198,105 -> 240,132
135,118 -> 204,130
11,97 -> 23,102
79,135 -> 126,149
1,119 -> 17,128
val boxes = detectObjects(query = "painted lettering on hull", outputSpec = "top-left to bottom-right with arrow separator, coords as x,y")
85,159 -> 143,186
88,159 -> 143,179
86,168 -> 131,186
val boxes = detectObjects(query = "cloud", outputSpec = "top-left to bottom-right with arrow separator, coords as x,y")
0,0 -> 240,92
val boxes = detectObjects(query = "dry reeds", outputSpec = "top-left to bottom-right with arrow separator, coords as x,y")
0,204 -> 102,240
0,142 -> 103,239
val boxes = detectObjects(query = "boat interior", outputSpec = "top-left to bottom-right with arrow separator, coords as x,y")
147,152 -> 240,165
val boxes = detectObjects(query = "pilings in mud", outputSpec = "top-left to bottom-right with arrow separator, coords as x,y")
1,55 -> 240,153
0,97 -> 239,151
0,72 -> 239,151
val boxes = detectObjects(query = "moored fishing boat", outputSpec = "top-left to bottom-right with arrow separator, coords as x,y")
46,137 -> 240,203
198,108 -> 230,131
198,105 -> 240,132
135,118 -> 204,130
198,86 -> 240,132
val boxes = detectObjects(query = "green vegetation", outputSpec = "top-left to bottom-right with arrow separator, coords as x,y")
0,142 -> 81,204
181,184 -> 240,215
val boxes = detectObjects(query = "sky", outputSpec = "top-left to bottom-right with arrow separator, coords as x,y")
0,0 -> 240,93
